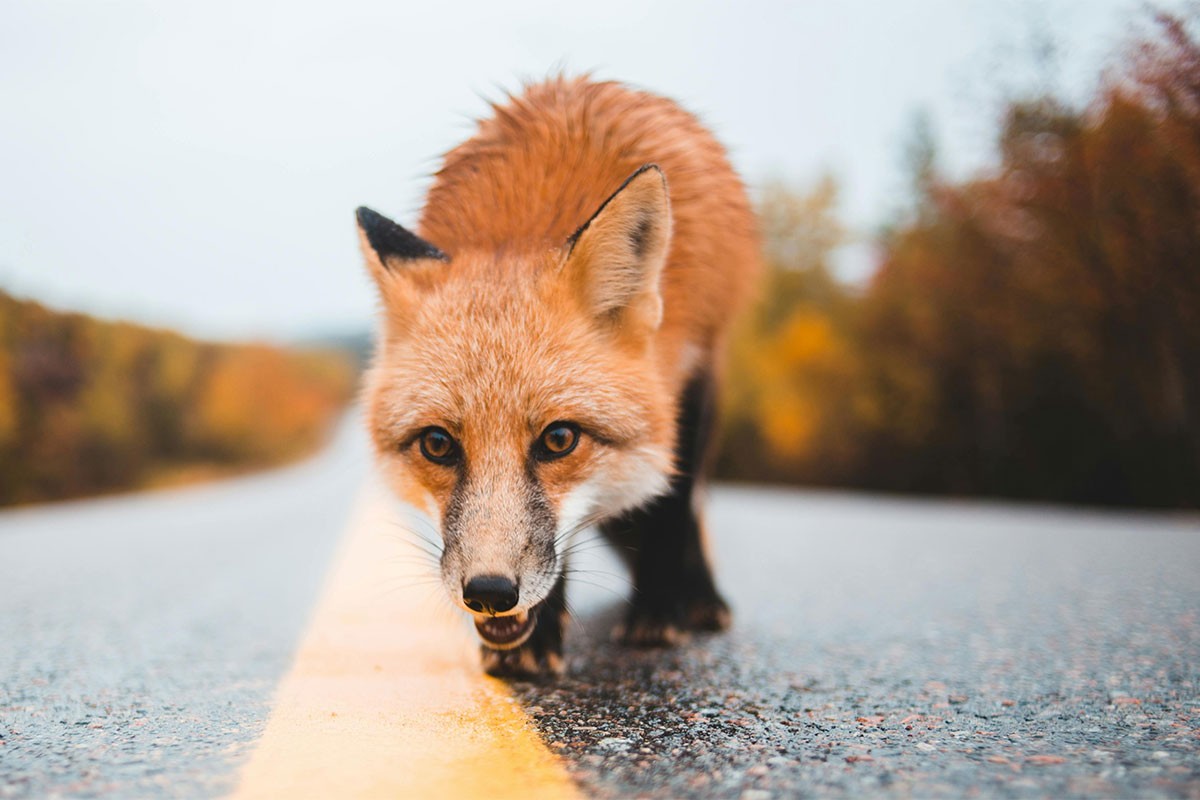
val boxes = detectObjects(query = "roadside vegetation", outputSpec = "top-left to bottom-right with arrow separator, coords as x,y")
3,15 -> 1194,511
717,13 -> 1200,508
0,291 -> 355,506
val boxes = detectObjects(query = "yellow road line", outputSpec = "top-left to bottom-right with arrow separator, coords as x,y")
230,481 -> 580,799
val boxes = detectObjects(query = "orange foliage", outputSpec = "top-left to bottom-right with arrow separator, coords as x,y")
193,346 -> 352,462
718,179 -> 870,482
0,291 -> 355,506
754,312 -> 847,458
717,13 -> 1200,508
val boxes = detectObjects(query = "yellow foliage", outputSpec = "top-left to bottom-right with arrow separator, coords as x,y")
718,178 -> 874,482
0,290 -> 356,505
759,393 -> 818,460
718,13 -> 1200,507
753,312 -> 845,458
0,350 -> 16,446
193,345 -> 352,462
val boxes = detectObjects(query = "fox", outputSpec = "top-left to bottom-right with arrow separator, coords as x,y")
356,77 -> 761,678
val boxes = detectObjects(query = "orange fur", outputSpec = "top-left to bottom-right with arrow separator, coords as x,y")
420,77 -> 761,398
360,76 -> 761,626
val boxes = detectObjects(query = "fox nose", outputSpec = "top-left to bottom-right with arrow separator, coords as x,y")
462,575 -> 519,615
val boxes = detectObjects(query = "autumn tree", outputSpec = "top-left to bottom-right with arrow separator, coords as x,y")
0,291 -> 355,506
718,12 -> 1200,508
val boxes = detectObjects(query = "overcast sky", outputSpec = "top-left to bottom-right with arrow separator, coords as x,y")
0,0 -> 1184,340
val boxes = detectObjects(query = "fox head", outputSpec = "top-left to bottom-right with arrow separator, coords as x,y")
359,165 -> 676,648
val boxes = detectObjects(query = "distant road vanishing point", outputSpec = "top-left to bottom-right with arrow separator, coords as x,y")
1,416 -> 1198,798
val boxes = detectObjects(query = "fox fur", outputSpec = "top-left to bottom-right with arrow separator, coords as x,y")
358,77 -> 761,678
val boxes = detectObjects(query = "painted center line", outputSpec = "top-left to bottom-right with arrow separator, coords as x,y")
231,481 -> 579,799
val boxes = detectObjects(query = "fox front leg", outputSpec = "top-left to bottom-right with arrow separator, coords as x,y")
602,370 -> 732,646
602,483 -> 731,646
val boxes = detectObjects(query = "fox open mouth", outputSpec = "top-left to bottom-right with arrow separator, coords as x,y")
474,608 -> 537,649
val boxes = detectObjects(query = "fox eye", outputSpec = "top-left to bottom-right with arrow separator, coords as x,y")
536,422 -> 580,460
418,427 -> 459,465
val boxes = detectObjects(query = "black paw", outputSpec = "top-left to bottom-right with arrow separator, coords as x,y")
613,608 -> 684,647
685,590 -> 732,631
614,588 -> 731,648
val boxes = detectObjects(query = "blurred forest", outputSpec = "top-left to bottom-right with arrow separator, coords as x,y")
3,14 -> 1194,511
0,291 -> 355,506
716,13 -> 1200,508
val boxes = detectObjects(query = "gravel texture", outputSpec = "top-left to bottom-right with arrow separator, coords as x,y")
0,417 -> 364,799
513,487 -> 1200,798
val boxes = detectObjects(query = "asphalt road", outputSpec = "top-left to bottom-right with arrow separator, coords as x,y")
0,415 -> 366,798
2,417 -> 1199,798
537,488 -> 1200,798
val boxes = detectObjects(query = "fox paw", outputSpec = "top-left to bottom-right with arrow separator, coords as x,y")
613,612 -> 685,647
686,593 -> 732,631
615,591 -> 731,648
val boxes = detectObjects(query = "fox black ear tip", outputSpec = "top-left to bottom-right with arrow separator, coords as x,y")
356,207 -> 451,264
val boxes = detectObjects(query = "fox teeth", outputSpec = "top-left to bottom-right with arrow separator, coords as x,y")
475,610 -> 536,649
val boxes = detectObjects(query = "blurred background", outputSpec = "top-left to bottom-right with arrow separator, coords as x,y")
1,0 -> 1197,508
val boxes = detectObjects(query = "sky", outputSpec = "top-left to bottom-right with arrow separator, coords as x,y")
0,0 -> 1185,341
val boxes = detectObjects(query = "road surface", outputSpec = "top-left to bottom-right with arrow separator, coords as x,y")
1,417 -> 1198,798
533,488 -> 1200,797
0,415 -> 366,797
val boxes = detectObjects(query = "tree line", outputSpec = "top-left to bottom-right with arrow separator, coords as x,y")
0,291 -> 355,506
4,14 -> 1194,510
716,13 -> 1200,508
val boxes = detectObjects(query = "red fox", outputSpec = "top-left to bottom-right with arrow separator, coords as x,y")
357,77 -> 761,678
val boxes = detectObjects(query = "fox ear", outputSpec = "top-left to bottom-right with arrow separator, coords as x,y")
356,206 -> 449,281
563,165 -> 672,335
